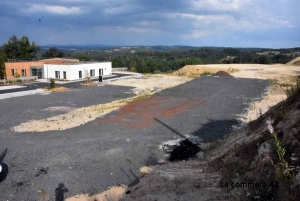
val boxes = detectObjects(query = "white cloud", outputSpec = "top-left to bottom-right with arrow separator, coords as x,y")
190,0 -> 250,11
181,30 -> 211,39
23,4 -> 85,15
137,21 -> 160,27
94,25 -> 162,33
102,3 -> 140,15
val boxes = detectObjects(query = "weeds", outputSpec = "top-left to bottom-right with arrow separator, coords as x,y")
285,76 -> 300,97
227,68 -> 239,74
266,118 -> 294,181
200,71 -> 214,76
49,78 -> 55,89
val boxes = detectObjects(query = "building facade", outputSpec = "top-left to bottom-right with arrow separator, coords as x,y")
5,59 -> 112,80
44,62 -> 112,80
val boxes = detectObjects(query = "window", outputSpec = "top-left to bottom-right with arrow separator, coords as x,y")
11,69 -> 14,76
55,71 -> 60,79
22,70 -> 26,77
79,71 -> 82,78
90,69 -> 95,77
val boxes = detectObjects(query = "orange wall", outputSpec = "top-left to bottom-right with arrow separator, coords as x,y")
5,62 -> 44,79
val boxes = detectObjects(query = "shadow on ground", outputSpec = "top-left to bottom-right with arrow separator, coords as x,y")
192,119 -> 239,142
55,183 -> 69,201
120,168 -> 140,187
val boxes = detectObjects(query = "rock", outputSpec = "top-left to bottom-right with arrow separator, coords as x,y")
258,142 -> 271,159
199,143 -> 210,150
197,151 -> 205,160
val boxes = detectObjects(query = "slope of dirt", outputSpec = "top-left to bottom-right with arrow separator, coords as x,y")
171,65 -> 227,77
287,56 -> 300,66
208,82 -> 300,200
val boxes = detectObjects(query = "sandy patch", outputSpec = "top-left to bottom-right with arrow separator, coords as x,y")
287,56 -> 300,66
173,64 -> 300,79
13,95 -> 147,132
41,106 -> 75,112
81,82 -> 97,86
106,74 -> 192,92
66,186 -> 127,201
238,87 -> 287,123
44,87 -> 68,92
238,75 -> 300,124
140,166 -> 153,174
171,65 -> 230,77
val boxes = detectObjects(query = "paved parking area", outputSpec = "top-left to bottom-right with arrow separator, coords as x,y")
0,76 -> 268,200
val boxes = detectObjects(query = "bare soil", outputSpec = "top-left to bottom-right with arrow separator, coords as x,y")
287,56 -> 300,66
173,63 -> 300,79
66,186 -> 127,201
43,87 -> 68,92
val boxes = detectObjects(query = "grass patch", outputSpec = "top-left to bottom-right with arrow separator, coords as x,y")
200,71 -> 214,76
227,68 -> 239,74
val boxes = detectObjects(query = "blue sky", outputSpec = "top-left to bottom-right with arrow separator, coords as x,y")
0,0 -> 299,48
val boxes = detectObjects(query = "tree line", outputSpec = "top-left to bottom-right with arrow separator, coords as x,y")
0,35 -> 298,78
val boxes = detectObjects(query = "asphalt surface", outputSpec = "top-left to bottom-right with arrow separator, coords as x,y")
0,76 -> 269,200
0,73 -> 135,94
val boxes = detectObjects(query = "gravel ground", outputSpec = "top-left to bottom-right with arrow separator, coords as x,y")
0,76 -> 268,200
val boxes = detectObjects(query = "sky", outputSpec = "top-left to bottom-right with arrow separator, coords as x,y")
0,0 -> 299,48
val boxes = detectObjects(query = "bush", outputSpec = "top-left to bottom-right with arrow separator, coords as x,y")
153,70 -> 161,74
50,78 -> 55,89
14,72 -> 20,78
200,71 -> 214,76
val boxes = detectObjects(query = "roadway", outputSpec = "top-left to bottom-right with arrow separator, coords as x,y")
0,73 -> 136,95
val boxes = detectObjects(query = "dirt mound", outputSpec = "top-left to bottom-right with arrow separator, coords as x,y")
287,56 -> 300,66
213,71 -> 233,77
172,65 -> 226,77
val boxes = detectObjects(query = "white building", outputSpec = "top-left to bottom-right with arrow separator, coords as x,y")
43,62 -> 112,80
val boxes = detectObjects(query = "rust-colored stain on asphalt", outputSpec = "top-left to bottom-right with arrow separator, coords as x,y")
96,96 -> 208,128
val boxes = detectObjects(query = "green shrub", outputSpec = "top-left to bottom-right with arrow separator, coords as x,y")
50,78 -> 55,89
14,72 -> 20,78
153,70 -> 161,74
200,71 -> 214,76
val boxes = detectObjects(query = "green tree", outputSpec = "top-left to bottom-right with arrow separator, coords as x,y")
77,55 -> 90,61
1,35 -> 39,59
0,35 -> 39,78
129,59 -> 137,72
0,47 -> 7,79
42,47 -> 65,58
